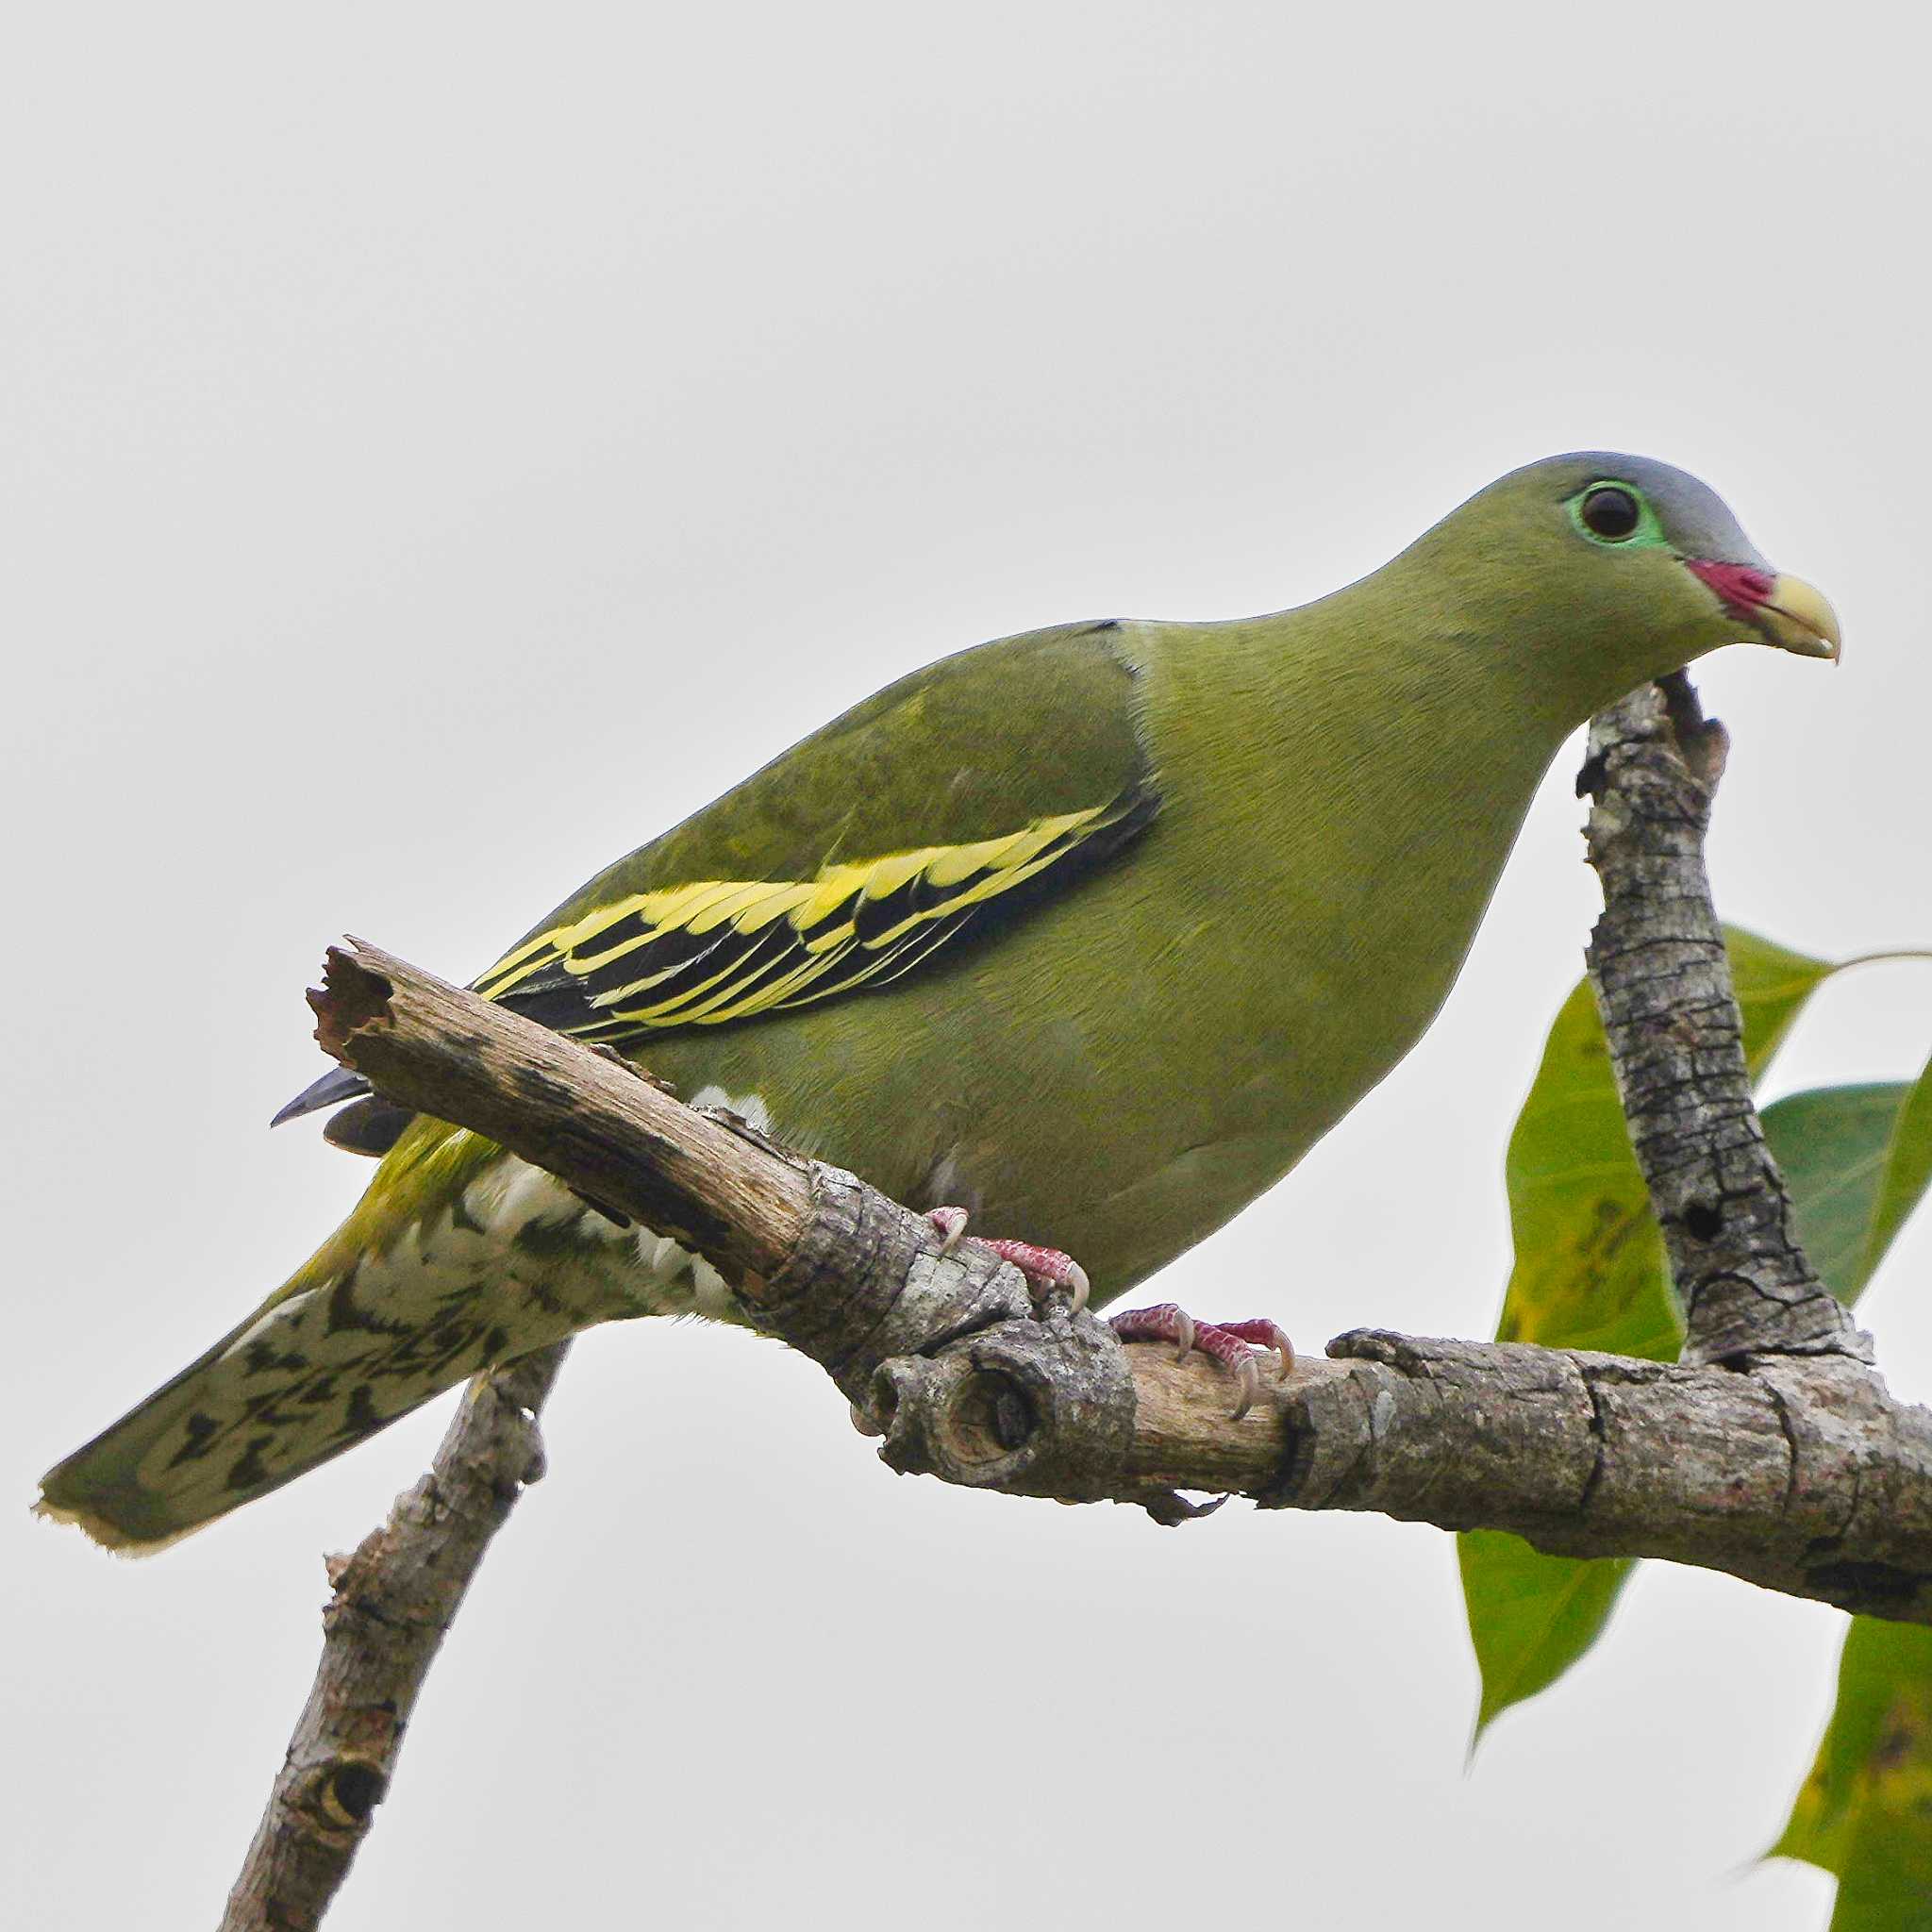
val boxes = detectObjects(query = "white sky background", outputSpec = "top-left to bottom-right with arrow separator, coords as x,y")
6,5 -> 1930,1926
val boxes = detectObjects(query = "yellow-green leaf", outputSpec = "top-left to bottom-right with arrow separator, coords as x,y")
1491,925 -> 1835,1359
1459,1535 -> 1634,1738
1772,1618 -> 1932,1930
1465,926 -> 1835,1740
1763,1057 -> 1932,1926
1730,927 -> 1856,1072
1463,939 -> 1931,1743
1865,1057 -> 1932,1286
1491,973 -> 1676,1358
1763,1079 -> 1922,1301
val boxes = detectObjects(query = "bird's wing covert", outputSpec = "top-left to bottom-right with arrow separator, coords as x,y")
280,619 -> 1158,1141
472,782 -> 1156,1045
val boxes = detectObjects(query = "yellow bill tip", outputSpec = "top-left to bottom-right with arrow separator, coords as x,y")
1757,572 -> 1842,662
1686,559 -> 1841,662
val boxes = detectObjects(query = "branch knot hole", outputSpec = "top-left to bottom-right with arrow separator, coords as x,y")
948,1367 -> 1038,1461
1683,1200 -> 1724,1241
313,1757 -> 388,1830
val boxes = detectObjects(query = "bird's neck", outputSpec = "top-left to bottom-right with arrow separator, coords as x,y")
1127,552 -> 1651,974
1210,538 -> 1676,784
1119,565 -> 1618,1153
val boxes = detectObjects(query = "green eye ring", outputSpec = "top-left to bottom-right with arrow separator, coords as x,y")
1567,480 -> 1669,549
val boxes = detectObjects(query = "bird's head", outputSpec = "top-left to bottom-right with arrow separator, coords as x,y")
1410,451 -> 1840,713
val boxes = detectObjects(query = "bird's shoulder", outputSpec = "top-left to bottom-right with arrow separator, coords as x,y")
295,618 -> 1165,1150
469,618 -> 1160,1034
555,616 -> 1154,914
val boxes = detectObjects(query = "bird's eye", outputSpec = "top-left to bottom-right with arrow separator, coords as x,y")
1579,486 -> 1641,541
1566,478 -> 1667,550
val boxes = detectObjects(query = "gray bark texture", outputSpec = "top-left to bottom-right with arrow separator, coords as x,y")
219,1345 -> 567,1932
221,675 -> 1929,1928
1579,676 -> 1872,1367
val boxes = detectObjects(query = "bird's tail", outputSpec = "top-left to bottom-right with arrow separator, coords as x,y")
33,1293 -> 457,1556
34,1121 -> 608,1553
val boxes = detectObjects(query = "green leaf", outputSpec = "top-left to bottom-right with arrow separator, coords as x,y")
1772,1617 -> 1932,1930
1762,1058 -> 1932,1926
1465,926 -> 1836,1740
1491,926 -> 1837,1361
1866,1058 -> 1932,1286
1458,1535 -> 1635,1738
1728,927 -> 1855,1073
1461,925 -> 1932,1905
1491,971 -> 1675,1360
1763,1081 -> 1919,1303
1463,938 -> 1932,1743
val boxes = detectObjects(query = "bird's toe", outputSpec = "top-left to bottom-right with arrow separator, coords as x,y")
924,1208 -> 1091,1314
1108,1304 -> 1295,1418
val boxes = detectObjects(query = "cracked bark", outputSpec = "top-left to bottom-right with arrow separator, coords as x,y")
225,674 -> 1928,1925
219,1344 -> 567,1932
272,931 -> 1932,1627
1579,675 -> 1871,1368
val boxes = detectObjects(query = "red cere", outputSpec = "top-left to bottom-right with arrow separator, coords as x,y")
1686,558 -> 1776,612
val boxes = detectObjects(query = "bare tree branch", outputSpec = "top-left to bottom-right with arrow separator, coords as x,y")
226,673 -> 1924,1925
279,931 -> 1932,1623
220,1343 -> 568,1932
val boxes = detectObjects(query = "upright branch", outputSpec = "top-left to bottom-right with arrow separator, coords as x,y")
1579,675 -> 1870,1367
220,1343 -> 568,1932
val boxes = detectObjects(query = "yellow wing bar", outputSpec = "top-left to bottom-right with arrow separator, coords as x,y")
471,790 -> 1156,1042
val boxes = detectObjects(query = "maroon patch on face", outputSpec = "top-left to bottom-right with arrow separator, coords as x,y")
1685,558 -> 1775,614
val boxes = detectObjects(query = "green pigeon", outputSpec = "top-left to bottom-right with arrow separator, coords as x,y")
37,453 -> 1840,1551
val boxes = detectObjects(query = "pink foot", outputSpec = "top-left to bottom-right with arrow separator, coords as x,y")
927,1207 -> 1091,1315
1107,1303 -> 1295,1420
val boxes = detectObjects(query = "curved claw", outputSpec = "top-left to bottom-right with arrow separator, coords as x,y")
1065,1260 -> 1091,1319
1108,1306 -> 1293,1416
939,1220 -> 1091,1314
1229,1354 -> 1259,1423
926,1206 -> 970,1258
1169,1307 -> 1196,1364
1218,1318 -> 1295,1382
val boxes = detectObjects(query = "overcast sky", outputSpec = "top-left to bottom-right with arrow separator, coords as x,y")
7,6 -> 1931,1928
